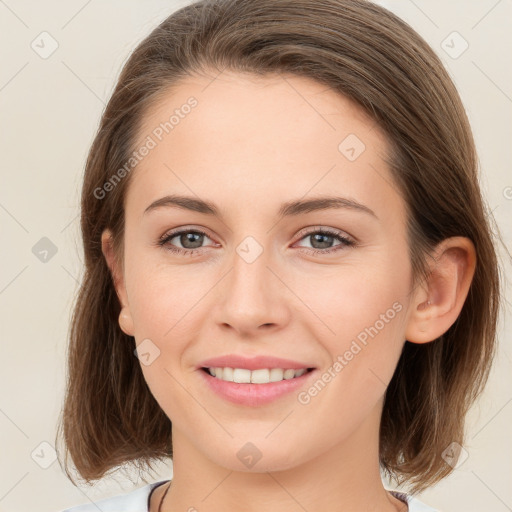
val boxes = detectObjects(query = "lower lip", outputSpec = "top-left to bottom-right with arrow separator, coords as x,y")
198,368 -> 316,406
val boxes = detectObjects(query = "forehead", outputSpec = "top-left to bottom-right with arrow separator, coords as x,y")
126,70 -> 404,224
137,70 -> 381,150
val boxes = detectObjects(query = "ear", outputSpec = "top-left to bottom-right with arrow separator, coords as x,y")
101,228 -> 134,336
405,236 -> 476,344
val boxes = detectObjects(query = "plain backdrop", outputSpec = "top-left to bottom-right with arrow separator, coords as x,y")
0,1 -> 511,511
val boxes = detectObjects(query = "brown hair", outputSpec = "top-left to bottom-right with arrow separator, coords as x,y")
56,0 -> 502,494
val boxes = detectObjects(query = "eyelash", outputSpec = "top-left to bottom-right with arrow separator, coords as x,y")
157,227 -> 356,256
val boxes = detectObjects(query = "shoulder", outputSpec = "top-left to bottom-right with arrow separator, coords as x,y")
60,480 -> 171,512
389,490 -> 440,512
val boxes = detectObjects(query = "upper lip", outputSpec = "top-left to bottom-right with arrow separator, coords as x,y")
197,355 -> 316,371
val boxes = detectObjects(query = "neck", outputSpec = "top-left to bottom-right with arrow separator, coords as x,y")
158,400 -> 404,512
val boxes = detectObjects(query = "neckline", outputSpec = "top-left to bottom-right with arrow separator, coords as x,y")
147,480 -> 172,511
389,490 -> 410,510
147,482 -> 409,511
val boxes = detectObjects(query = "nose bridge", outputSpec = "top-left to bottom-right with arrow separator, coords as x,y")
230,235 -> 275,308
217,233 -> 289,332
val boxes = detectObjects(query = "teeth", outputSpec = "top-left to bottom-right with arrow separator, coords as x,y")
207,367 -> 308,383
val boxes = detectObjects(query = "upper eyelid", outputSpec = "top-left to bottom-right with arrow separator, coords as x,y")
295,225 -> 353,240
162,226 -> 354,246
162,226 -> 216,243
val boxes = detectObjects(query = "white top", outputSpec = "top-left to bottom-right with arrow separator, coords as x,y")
61,480 -> 439,512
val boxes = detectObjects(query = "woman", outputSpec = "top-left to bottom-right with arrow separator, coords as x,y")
57,1 -> 501,510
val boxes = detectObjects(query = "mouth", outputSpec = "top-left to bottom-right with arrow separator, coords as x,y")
198,366 -> 318,406
201,366 -> 315,384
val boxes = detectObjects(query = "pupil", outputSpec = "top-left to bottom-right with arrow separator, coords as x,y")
181,232 -> 203,249
312,233 -> 332,249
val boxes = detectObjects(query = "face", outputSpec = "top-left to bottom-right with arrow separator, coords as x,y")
105,71 -> 417,472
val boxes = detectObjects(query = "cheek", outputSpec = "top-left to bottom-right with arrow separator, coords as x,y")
124,242 -> 200,337
125,258 -> 216,408
128,266 -> 199,417
306,254 -> 409,394
307,257 -> 409,340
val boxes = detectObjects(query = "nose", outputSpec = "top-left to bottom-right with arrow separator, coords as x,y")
214,244 -> 291,337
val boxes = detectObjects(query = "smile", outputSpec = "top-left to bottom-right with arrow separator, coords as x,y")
203,367 -> 311,383
198,366 -> 317,406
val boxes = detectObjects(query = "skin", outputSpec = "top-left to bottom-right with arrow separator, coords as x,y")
102,71 -> 476,512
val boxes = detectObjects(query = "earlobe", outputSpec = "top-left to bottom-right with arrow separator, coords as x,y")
405,237 -> 476,344
118,307 -> 135,336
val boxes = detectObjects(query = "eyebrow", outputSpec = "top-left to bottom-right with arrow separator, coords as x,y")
143,194 -> 378,220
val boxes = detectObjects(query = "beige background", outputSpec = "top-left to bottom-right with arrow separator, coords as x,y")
0,1 -> 510,511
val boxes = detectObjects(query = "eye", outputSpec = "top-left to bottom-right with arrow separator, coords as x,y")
157,228 -> 216,256
157,226 -> 355,256
294,228 -> 355,255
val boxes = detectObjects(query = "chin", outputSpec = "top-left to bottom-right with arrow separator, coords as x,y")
206,441 -> 306,474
